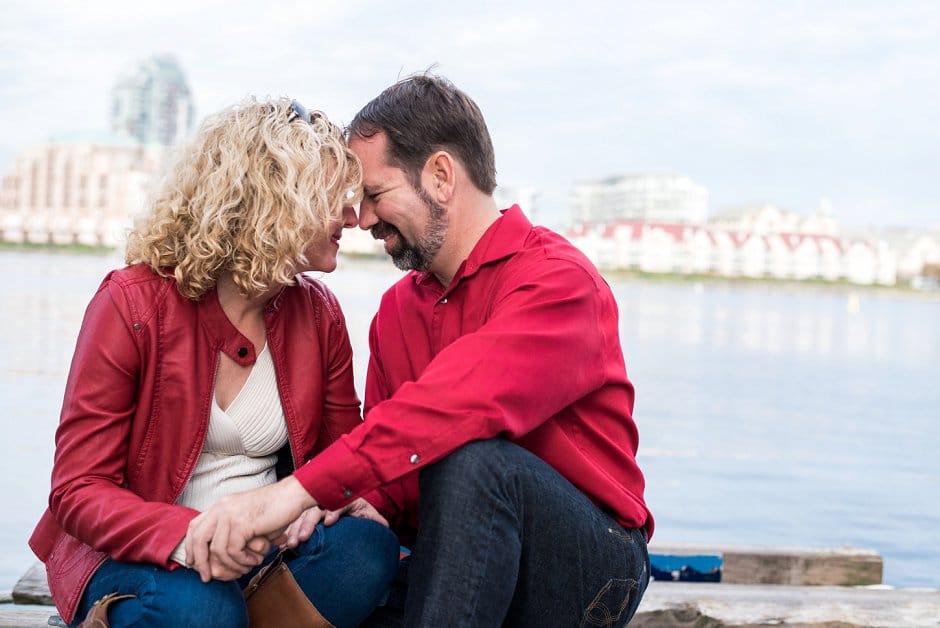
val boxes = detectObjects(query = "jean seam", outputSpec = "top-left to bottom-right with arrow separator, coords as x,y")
458,484 -> 506,627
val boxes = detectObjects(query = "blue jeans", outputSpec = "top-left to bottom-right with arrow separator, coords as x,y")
72,516 -> 400,628
366,439 -> 650,627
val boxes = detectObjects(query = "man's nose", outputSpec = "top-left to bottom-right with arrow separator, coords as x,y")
358,201 -> 378,230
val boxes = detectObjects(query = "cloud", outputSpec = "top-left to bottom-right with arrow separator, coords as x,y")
2,0 -> 939,228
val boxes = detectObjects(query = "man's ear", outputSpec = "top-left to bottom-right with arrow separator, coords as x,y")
423,150 -> 456,201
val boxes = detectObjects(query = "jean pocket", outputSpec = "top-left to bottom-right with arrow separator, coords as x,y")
579,577 -> 638,628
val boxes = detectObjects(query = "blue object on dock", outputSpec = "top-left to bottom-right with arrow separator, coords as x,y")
649,553 -> 722,582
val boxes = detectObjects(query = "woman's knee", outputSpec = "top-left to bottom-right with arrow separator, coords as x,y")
288,519 -> 399,627
326,517 -> 400,587
79,563 -> 247,628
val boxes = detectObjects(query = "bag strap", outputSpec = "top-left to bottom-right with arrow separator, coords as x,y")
77,592 -> 136,628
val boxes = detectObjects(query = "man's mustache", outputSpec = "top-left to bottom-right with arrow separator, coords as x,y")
371,221 -> 402,241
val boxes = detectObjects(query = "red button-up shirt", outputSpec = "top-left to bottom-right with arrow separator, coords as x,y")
296,206 -> 652,541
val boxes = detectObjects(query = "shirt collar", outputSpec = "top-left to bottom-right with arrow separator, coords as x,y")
414,204 -> 532,288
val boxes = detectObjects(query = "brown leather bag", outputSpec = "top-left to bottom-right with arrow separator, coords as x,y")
243,552 -> 333,627
77,593 -> 136,628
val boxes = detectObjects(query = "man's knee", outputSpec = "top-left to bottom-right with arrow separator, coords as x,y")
419,438 -> 538,502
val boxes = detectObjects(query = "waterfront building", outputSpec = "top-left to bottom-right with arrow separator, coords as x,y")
495,185 -> 539,222
566,219 -> 902,286
707,200 -> 839,236
110,55 -> 195,146
0,135 -> 169,246
570,173 -> 708,225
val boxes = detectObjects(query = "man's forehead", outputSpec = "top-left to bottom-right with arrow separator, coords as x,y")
351,133 -> 399,182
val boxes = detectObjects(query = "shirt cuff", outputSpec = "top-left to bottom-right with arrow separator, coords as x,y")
294,438 -> 382,510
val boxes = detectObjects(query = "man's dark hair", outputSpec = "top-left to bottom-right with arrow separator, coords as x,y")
348,73 -> 497,194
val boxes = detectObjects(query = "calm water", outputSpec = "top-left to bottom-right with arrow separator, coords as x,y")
1,250 -> 937,590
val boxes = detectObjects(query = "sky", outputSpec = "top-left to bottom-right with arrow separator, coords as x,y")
1,0 -> 939,230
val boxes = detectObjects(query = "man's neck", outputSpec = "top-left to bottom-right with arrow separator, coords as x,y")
430,194 -> 501,288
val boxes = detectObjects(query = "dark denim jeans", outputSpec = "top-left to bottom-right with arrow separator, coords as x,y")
367,439 -> 650,627
71,516 -> 400,628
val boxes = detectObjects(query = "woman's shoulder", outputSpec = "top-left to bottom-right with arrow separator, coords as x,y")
100,264 -> 178,311
290,274 -> 344,326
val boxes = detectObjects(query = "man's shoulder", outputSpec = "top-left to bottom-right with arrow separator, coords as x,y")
518,225 -> 603,280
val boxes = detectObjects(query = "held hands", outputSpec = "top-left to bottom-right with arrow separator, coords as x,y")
184,476 -> 314,582
322,497 -> 389,528
278,497 -> 390,550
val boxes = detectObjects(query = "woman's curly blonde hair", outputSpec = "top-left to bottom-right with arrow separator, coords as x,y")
125,96 -> 362,300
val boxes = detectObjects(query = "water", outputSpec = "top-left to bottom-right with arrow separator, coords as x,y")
1,250 -> 937,590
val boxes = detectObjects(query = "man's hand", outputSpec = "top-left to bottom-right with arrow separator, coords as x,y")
322,497 -> 389,528
185,476 -> 315,582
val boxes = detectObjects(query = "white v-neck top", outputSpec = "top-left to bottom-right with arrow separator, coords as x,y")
171,344 -> 287,564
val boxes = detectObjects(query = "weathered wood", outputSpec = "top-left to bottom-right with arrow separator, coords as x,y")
633,581 -> 940,627
2,582 -> 939,627
0,604 -> 58,628
650,543 -> 883,586
12,562 -> 53,606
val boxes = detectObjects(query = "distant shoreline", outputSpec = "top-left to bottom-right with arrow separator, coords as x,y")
0,241 -> 114,255
1,243 -> 936,300
600,268 -> 940,299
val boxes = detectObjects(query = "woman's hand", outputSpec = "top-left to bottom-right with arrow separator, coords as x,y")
322,497 -> 389,528
279,505 -> 329,550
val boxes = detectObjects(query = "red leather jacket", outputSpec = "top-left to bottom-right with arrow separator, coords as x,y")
28,264 -> 361,623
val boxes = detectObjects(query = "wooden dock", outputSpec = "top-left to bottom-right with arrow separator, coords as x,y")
4,583 -> 939,627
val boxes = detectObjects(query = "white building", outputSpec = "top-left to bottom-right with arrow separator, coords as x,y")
111,55 -> 195,146
0,135 -> 169,246
570,173 -> 708,225
566,220 -> 901,286
494,185 -> 539,221
708,200 -> 838,236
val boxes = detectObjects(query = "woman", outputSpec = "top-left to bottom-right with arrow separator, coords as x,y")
28,97 -> 400,627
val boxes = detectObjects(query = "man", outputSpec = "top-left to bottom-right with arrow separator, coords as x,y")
187,74 -> 653,627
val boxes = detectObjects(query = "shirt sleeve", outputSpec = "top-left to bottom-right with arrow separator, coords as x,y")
48,281 -> 198,568
294,260 -> 608,509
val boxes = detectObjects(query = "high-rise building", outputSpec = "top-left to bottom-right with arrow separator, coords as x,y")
570,173 -> 708,225
110,55 -> 195,146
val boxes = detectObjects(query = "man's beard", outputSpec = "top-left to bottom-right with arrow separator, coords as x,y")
371,187 -> 448,272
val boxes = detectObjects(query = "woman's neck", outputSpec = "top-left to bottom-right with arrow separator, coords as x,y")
215,273 -> 277,347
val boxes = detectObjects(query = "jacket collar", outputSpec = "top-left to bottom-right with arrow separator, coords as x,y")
197,286 -> 286,367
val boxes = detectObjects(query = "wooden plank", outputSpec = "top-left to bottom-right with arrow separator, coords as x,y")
0,604 -> 58,628
3,583 -> 939,628
650,543 -> 883,586
633,581 -> 940,628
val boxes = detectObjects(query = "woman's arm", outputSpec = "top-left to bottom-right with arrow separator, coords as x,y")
49,279 -> 198,567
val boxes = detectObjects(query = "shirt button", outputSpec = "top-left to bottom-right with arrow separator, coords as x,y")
410,454 -> 420,464
132,323 -> 141,331
237,347 -> 248,358
439,297 -> 448,304
343,488 -> 353,498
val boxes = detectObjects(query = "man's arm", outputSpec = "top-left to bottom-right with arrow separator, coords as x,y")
295,260 -> 609,508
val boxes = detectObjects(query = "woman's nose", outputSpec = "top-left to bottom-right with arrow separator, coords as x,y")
342,205 -> 359,229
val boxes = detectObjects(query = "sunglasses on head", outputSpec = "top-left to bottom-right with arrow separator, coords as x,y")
287,100 -> 315,124
287,100 -> 343,138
